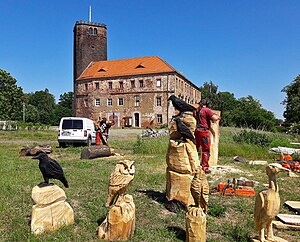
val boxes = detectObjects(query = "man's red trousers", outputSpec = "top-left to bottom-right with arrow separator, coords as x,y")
194,128 -> 210,171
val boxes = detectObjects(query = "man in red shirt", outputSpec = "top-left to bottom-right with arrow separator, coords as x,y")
194,99 -> 221,173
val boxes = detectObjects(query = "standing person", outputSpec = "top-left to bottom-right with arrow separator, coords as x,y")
194,99 -> 221,174
100,117 -> 107,132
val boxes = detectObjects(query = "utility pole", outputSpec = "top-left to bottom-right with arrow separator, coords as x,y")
23,102 -> 25,122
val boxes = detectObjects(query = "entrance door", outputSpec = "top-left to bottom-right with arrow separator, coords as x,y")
134,113 -> 139,127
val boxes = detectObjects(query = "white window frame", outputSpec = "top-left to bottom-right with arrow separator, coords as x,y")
157,114 -> 162,124
156,79 -> 161,87
131,80 -> 135,88
118,98 -> 124,106
107,98 -> 112,106
139,80 -> 144,88
156,96 -> 162,106
95,98 -> 100,106
134,96 -> 140,107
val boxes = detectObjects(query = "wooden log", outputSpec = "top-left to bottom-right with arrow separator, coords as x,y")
19,146 -> 52,156
80,145 -> 112,159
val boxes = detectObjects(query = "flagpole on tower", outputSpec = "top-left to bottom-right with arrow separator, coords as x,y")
89,5 -> 92,22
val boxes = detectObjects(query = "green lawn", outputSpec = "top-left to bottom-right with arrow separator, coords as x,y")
0,128 -> 299,241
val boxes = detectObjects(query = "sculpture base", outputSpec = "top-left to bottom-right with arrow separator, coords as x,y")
97,195 -> 135,241
31,185 -> 74,235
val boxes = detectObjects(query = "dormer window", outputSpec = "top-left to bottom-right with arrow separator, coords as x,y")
98,68 -> 106,72
136,64 -> 145,69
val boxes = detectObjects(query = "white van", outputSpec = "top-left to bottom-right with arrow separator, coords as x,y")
58,117 -> 97,147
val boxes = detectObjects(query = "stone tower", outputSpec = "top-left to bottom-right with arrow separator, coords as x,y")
73,20 -> 107,81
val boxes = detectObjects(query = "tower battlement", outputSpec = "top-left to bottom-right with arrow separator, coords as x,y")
76,20 -> 106,28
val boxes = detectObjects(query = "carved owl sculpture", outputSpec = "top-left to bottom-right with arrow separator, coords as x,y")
190,169 -> 209,213
106,160 -> 135,207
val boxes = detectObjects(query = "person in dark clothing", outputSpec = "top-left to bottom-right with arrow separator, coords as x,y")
194,99 -> 221,174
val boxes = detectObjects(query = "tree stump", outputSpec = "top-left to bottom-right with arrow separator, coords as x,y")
19,145 -> 52,156
80,145 -> 112,159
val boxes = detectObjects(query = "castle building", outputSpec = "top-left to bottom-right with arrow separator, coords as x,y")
73,20 -> 201,127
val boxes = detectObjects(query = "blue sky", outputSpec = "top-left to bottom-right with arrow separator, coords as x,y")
1,0 -> 299,119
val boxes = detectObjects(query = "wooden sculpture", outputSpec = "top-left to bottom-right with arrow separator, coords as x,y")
186,169 -> 209,242
106,160 -> 135,207
166,112 -> 200,205
254,163 -> 289,242
190,169 -> 209,213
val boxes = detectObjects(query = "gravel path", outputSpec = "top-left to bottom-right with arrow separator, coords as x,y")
109,128 -> 144,141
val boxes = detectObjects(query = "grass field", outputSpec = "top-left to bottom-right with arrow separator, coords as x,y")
0,127 -> 299,241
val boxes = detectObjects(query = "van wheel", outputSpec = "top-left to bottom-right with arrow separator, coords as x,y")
59,142 -> 66,148
87,137 -> 92,146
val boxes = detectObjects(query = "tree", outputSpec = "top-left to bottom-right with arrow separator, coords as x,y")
51,92 -> 74,125
0,69 -> 24,120
282,75 -> 300,125
216,91 -> 238,126
27,88 -> 56,124
232,96 -> 276,131
198,81 -> 276,131
58,92 -> 73,110
199,81 -> 219,110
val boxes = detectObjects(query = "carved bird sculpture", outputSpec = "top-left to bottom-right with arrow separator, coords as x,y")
190,169 -> 209,213
106,160 -> 135,207
173,116 -> 196,146
168,95 -> 196,115
254,163 -> 289,242
32,151 -> 69,188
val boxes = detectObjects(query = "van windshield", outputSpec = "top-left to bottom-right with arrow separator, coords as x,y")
62,120 -> 83,129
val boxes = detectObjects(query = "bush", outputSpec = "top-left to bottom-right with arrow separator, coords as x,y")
223,221 -> 253,242
208,202 -> 227,217
288,122 -> 300,135
269,138 -> 292,148
233,129 -> 271,147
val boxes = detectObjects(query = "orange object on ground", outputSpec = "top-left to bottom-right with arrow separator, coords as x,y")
235,187 -> 256,197
217,182 -> 227,195
223,187 -> 235,196
215,179 -> 256,197
282,162 -> 291,170
280,154 -> 293,162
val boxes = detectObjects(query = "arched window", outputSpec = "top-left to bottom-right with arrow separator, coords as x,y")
94,28 -> 97,34
89,27 -> 93,34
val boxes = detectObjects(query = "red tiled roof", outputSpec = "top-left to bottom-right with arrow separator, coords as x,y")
77,56 -> 177,80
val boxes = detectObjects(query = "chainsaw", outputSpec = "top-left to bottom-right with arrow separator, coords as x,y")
212,178 -> 255,197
